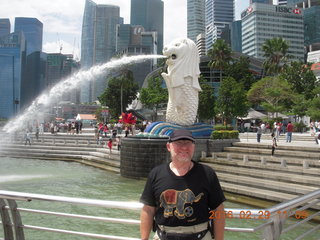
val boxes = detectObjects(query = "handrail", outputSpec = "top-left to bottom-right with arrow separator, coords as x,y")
0,189 -> 319,240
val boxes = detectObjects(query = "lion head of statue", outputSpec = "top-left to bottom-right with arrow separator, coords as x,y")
162,38 -> 201,90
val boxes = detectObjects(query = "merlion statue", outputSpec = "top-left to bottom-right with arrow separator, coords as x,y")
161,38 -> 201,126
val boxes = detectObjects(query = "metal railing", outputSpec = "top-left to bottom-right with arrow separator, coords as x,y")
0,189 -> 319,240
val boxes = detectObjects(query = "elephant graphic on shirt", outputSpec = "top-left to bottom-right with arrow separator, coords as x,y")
160,188 -> 204,219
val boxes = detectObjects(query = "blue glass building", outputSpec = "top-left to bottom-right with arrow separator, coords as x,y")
0,19 -> 10,37
0,32 -> 26,119
130,0 -> 163,54
14,17 -> 43,56
205,0 -> 235,51
230,20 -> 242,52
187,0 -> 205,42
81,0 -> 121,103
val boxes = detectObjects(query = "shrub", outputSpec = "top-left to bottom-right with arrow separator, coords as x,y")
211,130 -> 239,140
294,121 -> 306,133
214,124 -> 234,131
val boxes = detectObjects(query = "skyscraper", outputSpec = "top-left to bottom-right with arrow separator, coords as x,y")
14,17 -> 43,56
81,0 -> 121,103
250,0 -> 272,4
116,24 -> 158,87
241,3 -> 304,61
0,19 -> 10,37
131,0 -> 164,54
0,32 -> 26,119
205,0 -> 235,51
187,0 -> 205,42
277,0 -> 288,5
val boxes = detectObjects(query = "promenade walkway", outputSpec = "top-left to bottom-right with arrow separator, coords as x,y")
1,129 -> 319,208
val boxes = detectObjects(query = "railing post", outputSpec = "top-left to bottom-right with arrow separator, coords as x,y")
8,199 -> 25,240
0,199 -> 14,240
262,215 -> 283,240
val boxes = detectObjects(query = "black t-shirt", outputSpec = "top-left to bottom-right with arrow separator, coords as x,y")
140,161 -> 226,226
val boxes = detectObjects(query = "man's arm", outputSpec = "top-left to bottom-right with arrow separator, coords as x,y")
213,203 -> 225,240
140,204 -> 156,240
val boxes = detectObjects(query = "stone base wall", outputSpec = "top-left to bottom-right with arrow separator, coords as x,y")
120,137 -> 239,179
120,137 -> 170,179
207,139 -> 240,155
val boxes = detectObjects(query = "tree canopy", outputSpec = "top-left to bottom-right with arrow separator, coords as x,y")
280,61 -> 318,100
98,71 -> 138,118
247,76 -> 294,117
139,75 -> 168,121
207,39 -> 232,81
262,37 -> 290,75
216,76 -> 249,125
197,76 -> 215,122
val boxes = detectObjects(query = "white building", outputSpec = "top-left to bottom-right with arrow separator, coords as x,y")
241,3 -> 304,61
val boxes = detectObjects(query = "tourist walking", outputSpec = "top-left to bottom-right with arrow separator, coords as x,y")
116,136 -> 121,151
271,133 -> 277,156
24,131 -> 31,146
35,126 -> 39,141
286,121 -> 294,143
140,129 -> 226,240
257,124 -> 262,143
107,138 -> 113,155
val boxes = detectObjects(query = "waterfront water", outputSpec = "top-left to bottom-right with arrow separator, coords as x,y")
0,157 -> 318,240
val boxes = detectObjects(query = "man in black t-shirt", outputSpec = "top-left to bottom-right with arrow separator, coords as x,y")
140,129 -> 226,240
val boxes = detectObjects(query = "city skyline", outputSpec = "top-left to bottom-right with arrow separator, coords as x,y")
1,0 -> 249,60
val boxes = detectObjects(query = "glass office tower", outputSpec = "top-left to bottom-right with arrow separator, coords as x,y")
242,3 -> 304,61
187,0 -> 205,42
0,32 -> 26,119
131,0 -> 163,54
14,17 -> 43,56
81,0 -> 121,103
205,0 -> 234,51
0,19 -> 10,37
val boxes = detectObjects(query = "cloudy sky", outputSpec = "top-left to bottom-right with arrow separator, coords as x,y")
1,0 -> 249,60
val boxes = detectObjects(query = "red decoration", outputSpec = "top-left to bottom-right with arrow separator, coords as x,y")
119,112 -> 136,125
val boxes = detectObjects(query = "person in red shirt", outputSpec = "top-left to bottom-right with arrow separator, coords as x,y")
107,138 -> 113,154
286,121 -> 294,142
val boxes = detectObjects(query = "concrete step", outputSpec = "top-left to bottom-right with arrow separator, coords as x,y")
75,159 -> 120,174
205,153 -> 320,170
89,152 -> 120,161
203,157 -> 320,176
217,172 -> 318,195
223,146 -> 320,160
203,162 -> 320,187
220,182 -> 298,202
0,144 -> 98,152
233,142 -> 320,153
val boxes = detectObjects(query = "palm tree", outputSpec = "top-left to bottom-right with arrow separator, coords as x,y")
207,39 -> 232,82
262,37 -> 290,76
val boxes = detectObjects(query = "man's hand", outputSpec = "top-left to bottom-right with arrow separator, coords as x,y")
140,204 -> 156,240
213,204 -> 225,240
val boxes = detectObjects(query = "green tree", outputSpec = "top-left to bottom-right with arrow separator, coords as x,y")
98,71 -> 138,118
280,61 -> 318,100
262,37 -> 290,75
247,76 -> 294,118
291,94 -> 309,120
139,76 -> 168,121
215,76 -> 249,125
207,39 -> 232,82
225,56 -> 257,91
307,96 -> 320,120
197,76 -> 215,122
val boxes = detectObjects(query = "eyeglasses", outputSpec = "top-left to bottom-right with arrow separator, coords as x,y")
171,140 -> 195,147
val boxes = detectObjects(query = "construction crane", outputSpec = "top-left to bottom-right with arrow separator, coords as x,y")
56,33 -> 63,54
